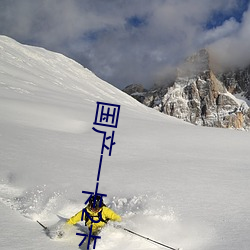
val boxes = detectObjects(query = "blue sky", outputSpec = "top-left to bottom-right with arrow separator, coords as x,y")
0,0 -> 249,89
206,0 -> 249,28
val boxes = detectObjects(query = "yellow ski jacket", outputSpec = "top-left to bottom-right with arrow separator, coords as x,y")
67,206 -> 121,233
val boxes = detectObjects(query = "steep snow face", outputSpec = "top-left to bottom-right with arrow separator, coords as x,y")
0,35 -> 146,132
0,36 -> 250,250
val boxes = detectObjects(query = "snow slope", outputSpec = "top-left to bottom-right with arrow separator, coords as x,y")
0,36 -> 250,250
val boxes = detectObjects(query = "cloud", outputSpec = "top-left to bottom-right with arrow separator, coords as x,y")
200,18 -> 240,45
209,3 -> 250,69
0,0 -> 249,88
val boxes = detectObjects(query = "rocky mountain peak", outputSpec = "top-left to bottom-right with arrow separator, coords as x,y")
123,49 -> 250,130
177,49 -> 210,78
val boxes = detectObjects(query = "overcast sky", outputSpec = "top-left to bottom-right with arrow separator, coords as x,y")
0,0 -> 249,89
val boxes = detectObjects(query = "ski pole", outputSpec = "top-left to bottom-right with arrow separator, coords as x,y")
37,220 -> 48,230
122,227 -> 180,250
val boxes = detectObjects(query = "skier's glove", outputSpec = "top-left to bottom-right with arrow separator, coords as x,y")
113,224 -> 122,229
56,223 -> 71,238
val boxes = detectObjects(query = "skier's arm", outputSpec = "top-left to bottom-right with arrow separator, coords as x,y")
67,210 -> 83,225
103,207 -> 122,222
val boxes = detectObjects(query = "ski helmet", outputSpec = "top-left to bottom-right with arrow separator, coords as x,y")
89,195 -> 103,210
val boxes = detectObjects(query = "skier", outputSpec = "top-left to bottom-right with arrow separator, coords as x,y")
66,195 -> 122,234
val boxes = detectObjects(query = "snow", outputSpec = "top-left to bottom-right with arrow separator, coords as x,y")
234,93 -> 250,107
0,35 -> 250,250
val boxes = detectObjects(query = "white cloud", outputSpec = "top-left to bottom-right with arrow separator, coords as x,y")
209,5 -> 250,68
200,18 -> 240,45
0,0 -> 249,88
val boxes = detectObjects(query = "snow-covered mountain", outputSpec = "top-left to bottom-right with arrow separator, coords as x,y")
217,65 -> 250,100
1,36 -> 250,250
123,49 -> 250,130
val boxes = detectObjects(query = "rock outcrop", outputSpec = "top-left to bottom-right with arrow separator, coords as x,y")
123,49 -> 250,130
